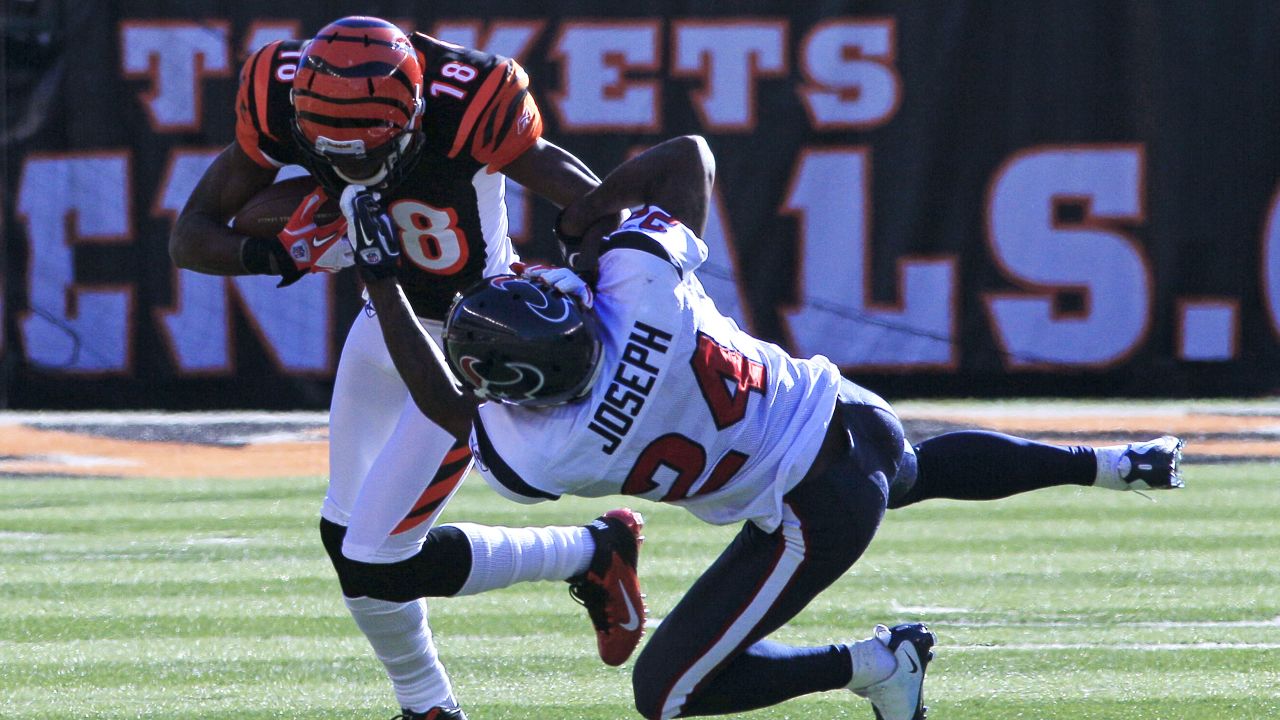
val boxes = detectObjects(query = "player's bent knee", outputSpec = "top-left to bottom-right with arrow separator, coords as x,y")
319,519 -> 471,601
840,403 -> 906,481
886,442 -> 919,509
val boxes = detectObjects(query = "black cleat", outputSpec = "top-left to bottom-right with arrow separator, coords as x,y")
852,623 -> 937,720
1118,436 -> 1186,490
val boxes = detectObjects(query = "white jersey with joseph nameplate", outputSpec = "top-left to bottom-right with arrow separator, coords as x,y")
469,206 -> 843,531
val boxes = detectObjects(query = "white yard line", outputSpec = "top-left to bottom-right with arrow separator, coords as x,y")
0,411 -> 328,426
949,642 -> 1280,651
890,605 -> 1280,630
961,619 -> 1280,629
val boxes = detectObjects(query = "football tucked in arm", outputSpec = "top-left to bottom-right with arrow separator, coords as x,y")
230,176 -> 341,238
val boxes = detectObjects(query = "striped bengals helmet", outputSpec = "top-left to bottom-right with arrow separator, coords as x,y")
291,16 -> 425,190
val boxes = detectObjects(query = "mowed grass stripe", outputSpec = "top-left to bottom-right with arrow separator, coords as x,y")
1,458 -> 1278,718
0,634 -> 636,682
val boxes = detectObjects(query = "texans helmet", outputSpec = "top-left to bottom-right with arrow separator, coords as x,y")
444,275 -> 603,407
290,16 -> 425,192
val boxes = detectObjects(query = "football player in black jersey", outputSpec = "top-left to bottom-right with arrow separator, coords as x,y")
170,16 -> 639,720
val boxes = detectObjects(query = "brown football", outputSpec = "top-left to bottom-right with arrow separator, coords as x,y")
230,175 -> 341,238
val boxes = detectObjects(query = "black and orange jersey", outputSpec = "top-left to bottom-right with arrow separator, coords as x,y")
234,34 -> 544,319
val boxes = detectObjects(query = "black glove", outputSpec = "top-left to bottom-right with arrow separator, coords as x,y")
240,237 -> 306,287
345,188 -> 400,282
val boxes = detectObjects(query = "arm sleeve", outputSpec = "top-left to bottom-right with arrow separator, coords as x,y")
468,418 -> 560,503
600,205 -> 709,277
447,58 -> 544,170
234,40 -> 294,169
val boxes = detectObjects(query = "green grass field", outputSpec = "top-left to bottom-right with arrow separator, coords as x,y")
2,460 -> 1278,719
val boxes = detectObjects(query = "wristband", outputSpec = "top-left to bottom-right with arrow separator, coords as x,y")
553,208 -> 584,247
355,263 -> 398,283
241,236 -> 305,287
240,236 -> 280,275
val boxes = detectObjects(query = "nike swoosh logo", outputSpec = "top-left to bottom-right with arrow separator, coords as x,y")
906,654 -> 919,674
313,232 -> 340,247
617,580 -> 641,632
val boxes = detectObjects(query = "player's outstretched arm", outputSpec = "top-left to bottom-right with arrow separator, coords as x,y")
500,137 -> 601,208
169,142 -> 278,275
348,190 -> 479,441
559,135 -> 716,238
500,137 -> 624,274
364,276 -> 479,441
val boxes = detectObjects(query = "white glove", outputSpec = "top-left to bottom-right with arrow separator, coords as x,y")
311,235 -> 355,273
341,184 -> 400,281
512,262 -> 594,308
339,184 -> 376,240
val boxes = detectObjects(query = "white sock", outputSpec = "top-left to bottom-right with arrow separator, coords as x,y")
847,635 -> 898,691
344,596 -> 456,712
1093,444 -> 1128,489
450,523 -> 594,596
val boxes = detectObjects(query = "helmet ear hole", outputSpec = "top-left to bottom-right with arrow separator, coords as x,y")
411,96 -> 425,127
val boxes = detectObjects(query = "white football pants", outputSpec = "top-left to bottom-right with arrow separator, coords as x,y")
325,307 -> 467,561
325,307 -> 467,712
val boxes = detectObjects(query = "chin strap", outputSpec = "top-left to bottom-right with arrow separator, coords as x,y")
333,163 -> 390,187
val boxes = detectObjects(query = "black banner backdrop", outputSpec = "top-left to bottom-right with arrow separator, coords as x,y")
4,1 -> 1280,409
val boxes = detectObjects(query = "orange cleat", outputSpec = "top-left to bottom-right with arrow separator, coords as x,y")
568,508 -> 647,666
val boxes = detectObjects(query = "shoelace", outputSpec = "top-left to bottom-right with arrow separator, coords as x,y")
568,578 -> 610,631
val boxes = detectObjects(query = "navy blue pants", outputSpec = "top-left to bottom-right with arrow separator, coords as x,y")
631,381 -> 900,719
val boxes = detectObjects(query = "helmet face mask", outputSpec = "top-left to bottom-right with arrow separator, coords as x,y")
292,124 -> 419,188
444,276 -> 604,407
290,16 -> 425,191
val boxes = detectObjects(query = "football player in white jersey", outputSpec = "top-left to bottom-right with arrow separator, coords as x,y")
350,135 -> 1184,720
